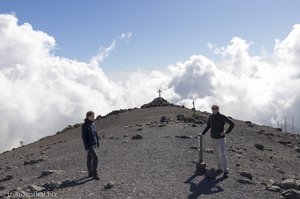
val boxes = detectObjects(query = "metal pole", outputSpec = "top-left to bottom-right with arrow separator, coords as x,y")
284,116 -> 287,132
292,116 -> 294,134
198,135 -> 202,163
196,135 -> 207,172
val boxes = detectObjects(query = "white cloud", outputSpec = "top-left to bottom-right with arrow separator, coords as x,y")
274,24 -> 300,66
0,14 -> 127,151
90,32 -> 132,64
120,32 -> 132,41
168,55 -> 217,99
0,14 -> 300,152
167,29 -> 300,130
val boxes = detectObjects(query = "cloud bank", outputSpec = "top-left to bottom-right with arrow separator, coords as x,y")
0,14 -> 299,151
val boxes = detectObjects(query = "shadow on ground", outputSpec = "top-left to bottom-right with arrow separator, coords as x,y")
59,176 -> 94,189
185,171 -> 226,199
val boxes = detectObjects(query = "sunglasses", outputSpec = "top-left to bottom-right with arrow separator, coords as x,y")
212,107 -> 219,110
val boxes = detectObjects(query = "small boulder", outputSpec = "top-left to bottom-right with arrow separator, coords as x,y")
158,123 -> 167,127
240,171 -> 253,180
40,170 -> 59,177
0,175 -> 13,183
132,134 -> 143,140
266,185 -> 281,192
265,132 -> 274,137
96,115 -> 103,120
175,135 -> 193,139
254,144 -> 264,150
277,179 -> 300,190
276,168 -> 285,174
236,179 -> 254,184
256,130 -> 263,134
265,148 -> 273,151
73,123 -> 81,128
245,121 -> 252,125
24,156 -> 47,165
281,189 -> 300,199
160,116 -> 167,122
42,181 -> 61,191
176,114 -> 185,121
294,147 -> 300,153
279,140 -> 291,145
27,184 -> 44,192
245,121 -> 255,127
104,181 -> 114,190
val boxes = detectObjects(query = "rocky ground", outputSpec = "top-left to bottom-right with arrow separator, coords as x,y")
0,98 -> 300,199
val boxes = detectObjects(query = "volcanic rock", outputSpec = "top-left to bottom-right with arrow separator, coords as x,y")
141,97 -> 180,108
132,134 -> 143,140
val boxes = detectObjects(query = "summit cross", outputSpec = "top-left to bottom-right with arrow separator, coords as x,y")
157,89 -> 163,98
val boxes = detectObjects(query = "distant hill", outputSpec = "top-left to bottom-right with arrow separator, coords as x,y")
0,98 -> 299,199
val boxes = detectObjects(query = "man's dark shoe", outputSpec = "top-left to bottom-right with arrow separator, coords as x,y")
216,169 -> 223,175
223,171 -> 229,178
93,173 -> 100,180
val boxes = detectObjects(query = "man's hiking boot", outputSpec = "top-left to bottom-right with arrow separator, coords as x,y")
216,169 -> 223,175
93,173 -> 100,180
88,172 -> 93,177
223,171 -> 229,178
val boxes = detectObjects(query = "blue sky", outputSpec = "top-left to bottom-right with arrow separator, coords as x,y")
1,0 -> 300,74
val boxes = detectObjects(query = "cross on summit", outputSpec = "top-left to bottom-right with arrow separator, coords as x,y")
157,89 -> 163,98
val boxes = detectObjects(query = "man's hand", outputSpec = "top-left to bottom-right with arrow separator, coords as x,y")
220,131 -> 226,136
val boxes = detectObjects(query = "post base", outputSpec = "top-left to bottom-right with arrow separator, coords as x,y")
196,162 -> 207,172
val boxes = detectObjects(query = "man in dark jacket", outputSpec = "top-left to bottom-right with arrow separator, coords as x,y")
82,111 -> 100,180
201,105 -> 234,178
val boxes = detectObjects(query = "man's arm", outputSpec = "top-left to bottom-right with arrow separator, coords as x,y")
201,117 -> 211,135
96,131 -> 100,147
224,116 -> 235,134
92,124 -> 100,147
81,125 -> 88,150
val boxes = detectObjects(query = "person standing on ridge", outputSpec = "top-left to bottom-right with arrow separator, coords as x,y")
201,105 -> 234,178
82,111 -> 100,180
